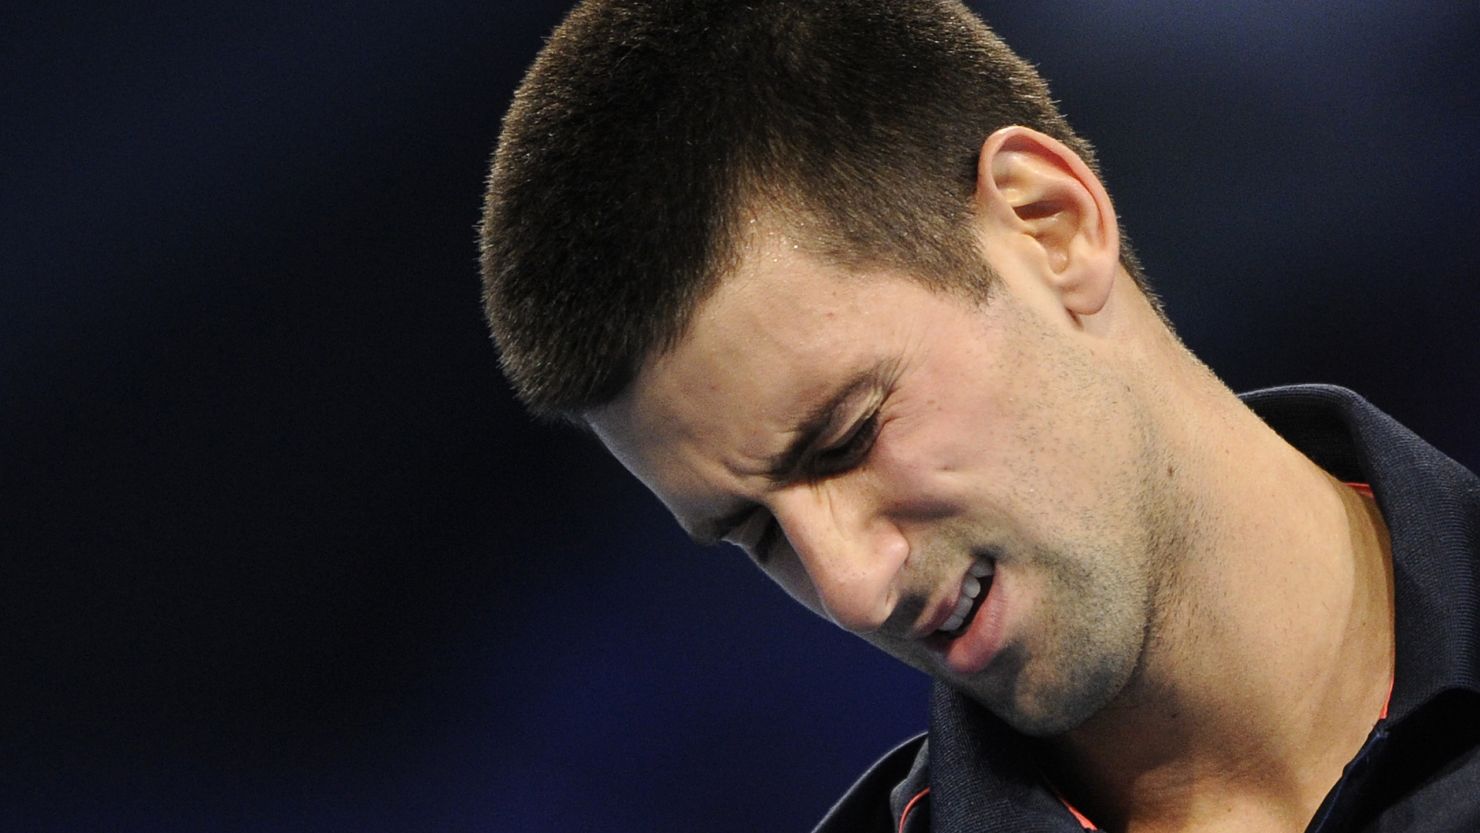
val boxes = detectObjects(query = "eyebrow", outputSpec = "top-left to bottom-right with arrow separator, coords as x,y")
689,362 -> 889,547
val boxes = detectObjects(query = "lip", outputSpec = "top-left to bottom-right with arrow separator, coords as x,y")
911,593 -> 959,641
928,567 -> 1006,676
910,563 -> 982,640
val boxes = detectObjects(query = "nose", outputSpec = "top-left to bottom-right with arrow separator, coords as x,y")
770,485 -> 908,634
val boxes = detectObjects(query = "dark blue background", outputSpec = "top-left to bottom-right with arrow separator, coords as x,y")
4,2 -> 1477,831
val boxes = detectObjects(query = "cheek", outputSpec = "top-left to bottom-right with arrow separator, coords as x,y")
871,400 -> 1011,521
872,383 -> 1114,553
871,438 -> 966,521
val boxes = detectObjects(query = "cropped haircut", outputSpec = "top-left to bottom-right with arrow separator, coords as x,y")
481,0 -> 1157,419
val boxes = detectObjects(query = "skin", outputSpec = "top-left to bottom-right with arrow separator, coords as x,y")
587,127 -> 1395,833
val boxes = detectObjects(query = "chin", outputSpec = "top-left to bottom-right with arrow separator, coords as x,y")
991,697 -> 1097,738
972,653 -> 1133,738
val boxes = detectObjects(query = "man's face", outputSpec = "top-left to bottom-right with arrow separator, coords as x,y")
588,232 -> 1181,735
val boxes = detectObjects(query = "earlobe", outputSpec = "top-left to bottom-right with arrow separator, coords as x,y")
973,126 -> 1120,318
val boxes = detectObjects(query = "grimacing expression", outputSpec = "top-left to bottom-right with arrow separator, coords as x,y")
587,232 -> 1184,735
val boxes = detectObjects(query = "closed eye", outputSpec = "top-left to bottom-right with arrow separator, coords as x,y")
810,411 -> 880,476
736,408 -> 884,564
749,411 -> 879,564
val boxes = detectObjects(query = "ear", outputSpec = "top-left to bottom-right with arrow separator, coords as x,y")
973,126 -> 1120,318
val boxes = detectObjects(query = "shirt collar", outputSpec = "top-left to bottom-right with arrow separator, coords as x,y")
1240,384 -> 1480,720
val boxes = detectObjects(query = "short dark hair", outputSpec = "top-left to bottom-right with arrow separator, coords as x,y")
480,0 -> 1156,418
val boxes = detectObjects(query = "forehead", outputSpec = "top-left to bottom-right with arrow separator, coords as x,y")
606,237 -> 869,424
589,244 -> 852,467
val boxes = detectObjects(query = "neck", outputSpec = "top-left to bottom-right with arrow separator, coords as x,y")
1045,336 -> 1395,833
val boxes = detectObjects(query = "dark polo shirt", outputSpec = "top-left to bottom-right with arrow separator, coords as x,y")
815,385 -> 1480,833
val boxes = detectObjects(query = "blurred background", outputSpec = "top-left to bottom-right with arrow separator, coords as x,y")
3,1 -> 1477,830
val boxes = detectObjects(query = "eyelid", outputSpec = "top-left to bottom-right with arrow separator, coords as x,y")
810,407 -> 882,474
727,386 -> 890,557
747,408 -> 882,558
822,391 -> 880,445
835,409 -> 878,448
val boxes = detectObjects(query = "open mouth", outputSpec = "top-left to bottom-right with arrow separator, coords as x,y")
938,559 -> 993,638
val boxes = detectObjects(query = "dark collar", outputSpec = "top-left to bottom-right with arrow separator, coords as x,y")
1240,384 -> 1480,720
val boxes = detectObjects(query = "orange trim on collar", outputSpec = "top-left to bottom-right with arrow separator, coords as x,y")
1347,481 -> 1394,721
1059,795 -> 1098,830
1048,781 -> 1098,830
898,787 -> 930,833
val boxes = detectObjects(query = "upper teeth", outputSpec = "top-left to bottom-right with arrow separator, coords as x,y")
940,560 -> 994,633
